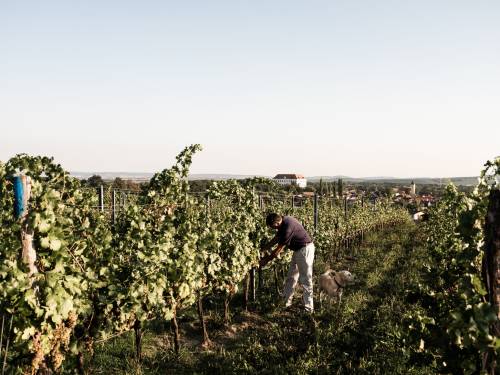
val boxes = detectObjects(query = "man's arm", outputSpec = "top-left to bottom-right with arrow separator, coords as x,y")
259,243 -> 285,268
261,234 -> 279,252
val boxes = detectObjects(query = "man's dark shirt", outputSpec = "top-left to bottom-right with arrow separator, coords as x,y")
277,216 -> 312,251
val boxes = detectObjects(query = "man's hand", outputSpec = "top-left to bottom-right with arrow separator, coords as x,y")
259,255 -> 270,268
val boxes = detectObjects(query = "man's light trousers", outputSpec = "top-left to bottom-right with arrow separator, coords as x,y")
283,243 -> 315,312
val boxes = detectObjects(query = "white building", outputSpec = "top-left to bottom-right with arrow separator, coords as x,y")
273,174 -> 307,188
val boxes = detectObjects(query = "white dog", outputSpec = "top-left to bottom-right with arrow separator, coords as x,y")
318,269 -> 354,305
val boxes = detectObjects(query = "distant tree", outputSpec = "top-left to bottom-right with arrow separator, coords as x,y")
419,185 -> 431,195
319,178 -> 324,196
112,177 -> 126,189
125,180 -> 142,192
188,180 -> 211,192
285,184 -> 299,194
86,175 -> 104,188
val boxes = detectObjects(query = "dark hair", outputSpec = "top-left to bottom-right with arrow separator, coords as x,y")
266,213 -> 282,227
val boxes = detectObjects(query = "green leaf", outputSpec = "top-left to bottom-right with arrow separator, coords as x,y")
49,238 -> 62,251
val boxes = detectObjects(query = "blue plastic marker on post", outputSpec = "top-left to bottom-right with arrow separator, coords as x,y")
13,176 -> 25,218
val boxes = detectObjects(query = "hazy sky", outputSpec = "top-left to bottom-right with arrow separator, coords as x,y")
1,1 -> 499,177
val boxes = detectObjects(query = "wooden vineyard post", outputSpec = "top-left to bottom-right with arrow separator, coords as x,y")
98,185 -> 104,212
258,266 -> 263,290
13,175 -> 38,279
77,352 -> 85,375
258,194 -> 264,291
359,193 -> 365,246
335,240 -> 341,261
112,189 -> 117,224
343,197 -> 349,257
250,268 -> 256,302
134,320 -> 142,361
243,274 -> 249,311
1,315 -> 13,375
0,315 -> 4,368
291,195 -> 295,211
344,236 -> 347,255
313,193 -> 318,232
482,189 -> 500,374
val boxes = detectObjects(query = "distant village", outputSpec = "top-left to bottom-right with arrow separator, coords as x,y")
272,173 -> 437,213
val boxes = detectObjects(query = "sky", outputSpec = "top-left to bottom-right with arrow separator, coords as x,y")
1,1 -> 499,178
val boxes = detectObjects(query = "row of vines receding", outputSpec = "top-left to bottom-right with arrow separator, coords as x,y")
406,158 -> 500,374
0,145 -> 424,373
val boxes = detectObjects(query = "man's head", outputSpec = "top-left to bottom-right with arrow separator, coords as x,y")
266,213 -> 282,229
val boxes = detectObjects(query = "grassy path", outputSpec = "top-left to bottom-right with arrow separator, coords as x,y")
91,222 -> 434,374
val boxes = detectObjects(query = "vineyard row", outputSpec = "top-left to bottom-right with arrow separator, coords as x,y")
0,146 -> 411,373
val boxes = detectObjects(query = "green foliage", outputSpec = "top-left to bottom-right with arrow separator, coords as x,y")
0,155 -> 112,373
85,174 -> 105,188
103,144 -> 205,335
408,157 -> 500,373
0,147 -> 413,372
91,223 -> 435,374
201,180 -> 260,295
